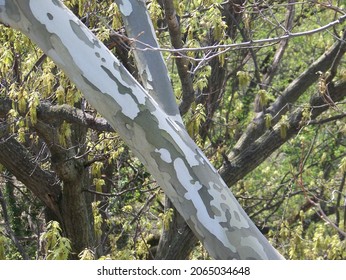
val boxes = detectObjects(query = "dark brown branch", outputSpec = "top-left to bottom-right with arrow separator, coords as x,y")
262,0 -> 295,87
0,125 -> 61,218
163,0 -> 195,115
326,30 -> 346,84
37,102 -> 114,132
335,172 -> 346,239
220,80 -> 346,187
309,112 -> 346,125
228,30 -> 346,160
0,97 -> 114,133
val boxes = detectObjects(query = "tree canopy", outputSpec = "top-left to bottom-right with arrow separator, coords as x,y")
0,0 -> 345,260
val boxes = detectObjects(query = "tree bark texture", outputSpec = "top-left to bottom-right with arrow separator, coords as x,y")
0,125 -> 61,218
115,0 -> 182,123
0,0 -> 283,259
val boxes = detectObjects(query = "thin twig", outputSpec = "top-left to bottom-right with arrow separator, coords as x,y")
127,14 -> 346,54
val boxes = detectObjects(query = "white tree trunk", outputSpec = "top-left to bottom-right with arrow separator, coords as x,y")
114,0 -> 182,123
0,0 -> 283,259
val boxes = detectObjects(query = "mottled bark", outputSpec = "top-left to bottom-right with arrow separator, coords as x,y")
115,0 -> 193,258
115,0 -> 182,123
0,0 -> 283,259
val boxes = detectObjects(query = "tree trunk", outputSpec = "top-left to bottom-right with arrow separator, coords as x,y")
33,117 -> 94,258
0,0 -> 283,259
155,197 -> 198,259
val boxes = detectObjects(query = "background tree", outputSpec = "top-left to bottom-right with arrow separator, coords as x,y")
0,0 -> 345,260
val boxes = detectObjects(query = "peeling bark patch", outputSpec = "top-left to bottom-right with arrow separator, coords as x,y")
48,34 -> 72,67
4,1 -> 20,22
174,158 -> 234,249
118,0 -> 133,16
210,205 -> 222,217
47,13 -> 53,20
219,201 -> 250,229
233,211 -> 241,223
118,65 -> 137,88
69,20 -> 94,48
209,182 -> 222,192
196,148 -> 218,173
198,186 -> 215,218
51,0 -> 63,8
101,65 -> 132,96
82,75 -> 102,92
155,148 -> 172,163
219,207 -> 233,228
240,236 -> 267,259
144,96 -> 158,113
94,52 -> 106,62
162,118 -> 199,167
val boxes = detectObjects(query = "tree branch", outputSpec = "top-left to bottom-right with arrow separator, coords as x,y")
162,0 -> 195,115
228,30 -> 346,160
0,97 -> 114,133
132,14 -> 346,54
0,0 -> 284,259
115,0 -> 182,122
220,80 -> 346,186
0,125 -> 61,218
262,0 -> 295,87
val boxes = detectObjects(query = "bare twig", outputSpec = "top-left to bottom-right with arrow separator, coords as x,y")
162,0 -> 195,115
129,14 -> 346,54
309,112 -> 346,125
262,0 -> 295,87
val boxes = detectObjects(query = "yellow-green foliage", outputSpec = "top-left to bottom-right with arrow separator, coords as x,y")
185,103 -> 206,139
58,121 -> 72,147
279,115 -> 290,139
264,113 -> 272,129
40,221 -> 72,260
78,248 -> 95,260
237,71 -> 251,93
0,233 -> 9,260
339,157 -> 346,174
158,208 -> 174,230
92,202 -> 103,240
269,212 -> 346,260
